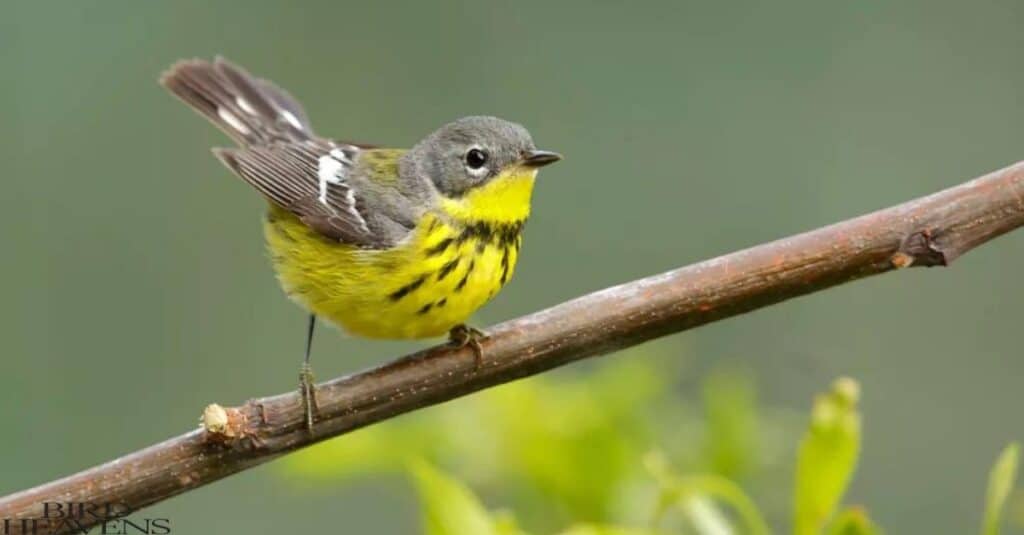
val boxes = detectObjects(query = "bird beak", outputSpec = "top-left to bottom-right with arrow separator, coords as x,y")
521,149 -> 563,168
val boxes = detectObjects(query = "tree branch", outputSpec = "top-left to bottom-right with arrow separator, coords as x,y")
4,161 -> 1024,533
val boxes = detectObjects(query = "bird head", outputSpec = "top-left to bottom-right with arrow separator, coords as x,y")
404,116 -> 561,221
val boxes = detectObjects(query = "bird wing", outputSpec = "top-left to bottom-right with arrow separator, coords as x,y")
215,140 -> 400,247
161,57 -> 403,248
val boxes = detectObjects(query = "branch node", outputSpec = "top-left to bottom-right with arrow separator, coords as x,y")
897,229 -> 948,267
200,403 -> 249,444
890,251 -> 914,269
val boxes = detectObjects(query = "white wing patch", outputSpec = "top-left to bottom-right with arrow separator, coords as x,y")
317,147 -> 354,205
280,110 -> 304,130
235,96 -> 257,115
217,108 -> 250,136
317,156 -> 344,205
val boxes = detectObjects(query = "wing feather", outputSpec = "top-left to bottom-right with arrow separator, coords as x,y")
215,139 -> 384,246
163,57 -> 401,248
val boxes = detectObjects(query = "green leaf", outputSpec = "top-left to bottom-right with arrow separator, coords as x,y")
409,460 -> 502,535
492,510 -> 533,535
558,525 -> 662,535
645,451 -> 770,535
982,442 -> 1020,535
825,507 -> 882,535
682,496 -> 736,535
702,369 -> 757,479
408,461 -> 662,535
468,353 -> 673,522
679,476 -> 768,535
793,377 -> 862,535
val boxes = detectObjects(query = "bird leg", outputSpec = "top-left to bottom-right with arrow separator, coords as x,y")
299,314 -> 319,433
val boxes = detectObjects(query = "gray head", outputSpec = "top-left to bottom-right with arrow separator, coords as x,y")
402,116 -> 561,197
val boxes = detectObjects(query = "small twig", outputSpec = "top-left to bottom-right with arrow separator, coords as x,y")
2,161 -> 1024,534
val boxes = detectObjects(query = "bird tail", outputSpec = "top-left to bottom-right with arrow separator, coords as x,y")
159,56 -> 314,146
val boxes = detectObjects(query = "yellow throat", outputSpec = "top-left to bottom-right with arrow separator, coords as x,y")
440,166 -> 537,223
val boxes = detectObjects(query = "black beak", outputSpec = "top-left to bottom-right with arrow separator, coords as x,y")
522,149 -> 563,168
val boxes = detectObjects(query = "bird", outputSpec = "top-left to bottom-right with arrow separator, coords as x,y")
160,57 -> 561,432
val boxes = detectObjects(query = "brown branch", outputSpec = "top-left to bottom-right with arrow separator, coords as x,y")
4,161 -> 1024,534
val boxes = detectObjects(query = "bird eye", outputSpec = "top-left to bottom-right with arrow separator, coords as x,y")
465,148 -> 488,171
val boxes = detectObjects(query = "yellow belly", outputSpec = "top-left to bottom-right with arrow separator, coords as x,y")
263,206 -> 522,339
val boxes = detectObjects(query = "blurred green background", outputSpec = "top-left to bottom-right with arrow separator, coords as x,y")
3,0 -> 1024,533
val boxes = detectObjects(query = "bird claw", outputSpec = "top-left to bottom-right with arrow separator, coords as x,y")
449,324 -> 486,369
298,363 -> 319,433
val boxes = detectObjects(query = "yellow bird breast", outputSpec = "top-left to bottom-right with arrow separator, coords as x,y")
263,171 -> 535,340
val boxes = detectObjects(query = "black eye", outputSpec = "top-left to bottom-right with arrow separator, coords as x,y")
465,148 -> 488,170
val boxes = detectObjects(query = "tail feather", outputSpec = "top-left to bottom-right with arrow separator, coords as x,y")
160,56 -> 311,146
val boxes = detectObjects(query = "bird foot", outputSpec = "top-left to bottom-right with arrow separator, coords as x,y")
449,324 -> 486,369
298,363 -> 319,433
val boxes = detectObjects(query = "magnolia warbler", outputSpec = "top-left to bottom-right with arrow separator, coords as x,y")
161,57 -> 561,431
